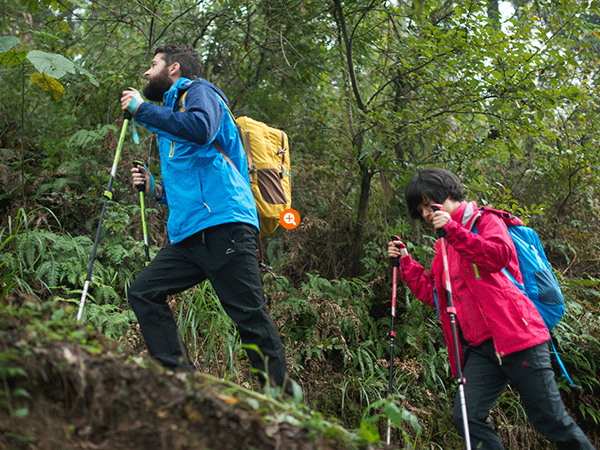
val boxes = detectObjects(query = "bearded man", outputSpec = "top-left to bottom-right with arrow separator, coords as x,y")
120,43 -> 295,397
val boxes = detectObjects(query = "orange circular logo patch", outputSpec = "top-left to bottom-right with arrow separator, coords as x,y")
280,209 -> 300,230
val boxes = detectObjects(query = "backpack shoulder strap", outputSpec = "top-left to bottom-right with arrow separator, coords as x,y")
177,87 -> 237,172
213,141 -> 236,170
471,208 -> 527,294
211,88 -> 236,120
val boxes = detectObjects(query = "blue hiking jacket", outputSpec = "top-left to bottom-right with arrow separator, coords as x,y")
134,77 -> 259,244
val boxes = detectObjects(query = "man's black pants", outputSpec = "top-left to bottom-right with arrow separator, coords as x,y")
453,339 -> 595,449
127,222 -> 291,393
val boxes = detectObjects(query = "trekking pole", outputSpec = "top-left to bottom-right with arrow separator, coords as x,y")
77,112 -> 132,322
132,161 -> 151,266
386,235 -> 402,445
431,204 -> 472,450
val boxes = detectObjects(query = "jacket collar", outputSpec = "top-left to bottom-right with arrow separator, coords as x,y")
451,201 -> 481,231
163,77 -> 193,108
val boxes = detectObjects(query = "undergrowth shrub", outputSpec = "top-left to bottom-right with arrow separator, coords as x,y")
174,282 -> 245,384
0,207 -> 156,338
264,271 -> 446,445
267,273 -> 380,376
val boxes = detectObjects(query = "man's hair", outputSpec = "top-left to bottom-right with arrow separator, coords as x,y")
405,167 -> 465,220
155,43 -> 202,79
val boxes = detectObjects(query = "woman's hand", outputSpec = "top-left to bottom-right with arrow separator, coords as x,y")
388,239 -> 409,259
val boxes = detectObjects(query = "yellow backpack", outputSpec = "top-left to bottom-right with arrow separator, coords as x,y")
214,113 -> 291,237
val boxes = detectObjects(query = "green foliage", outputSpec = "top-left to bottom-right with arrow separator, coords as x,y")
357,396 -> 422,447
267,273 -> 380,376
0,348 -> 30,419
0,36 -> 20,54
551,295 -> 600,427
0,35 -> 98,87
67,124 -> 117,153
175,282 -> 242,381
26,49 -> 98,86
267,269 -> 450,442
0,207 -> 155,329
78,302 -> 137,341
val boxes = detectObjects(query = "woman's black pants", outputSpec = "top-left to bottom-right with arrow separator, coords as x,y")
454,339 -> 595,449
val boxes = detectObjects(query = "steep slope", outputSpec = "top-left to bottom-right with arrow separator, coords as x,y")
0,292 -> 375,450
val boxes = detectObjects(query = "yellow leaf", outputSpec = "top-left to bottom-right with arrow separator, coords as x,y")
31,72 -> 66,102
216,393 -> 238,405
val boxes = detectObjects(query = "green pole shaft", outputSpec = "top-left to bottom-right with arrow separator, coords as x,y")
77,115 -> 130,322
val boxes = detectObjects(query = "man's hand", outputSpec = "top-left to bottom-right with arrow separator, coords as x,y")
131,163 -> 162,200
121,89 -> 144,115
131,164 -> 150,195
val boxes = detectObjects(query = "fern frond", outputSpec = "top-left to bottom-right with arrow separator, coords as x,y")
38,260 -> 58,288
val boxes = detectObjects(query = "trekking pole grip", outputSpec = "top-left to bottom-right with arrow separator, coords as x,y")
390,235 -> 403,267
431,204 -> 447,238
124,111 -> 133,121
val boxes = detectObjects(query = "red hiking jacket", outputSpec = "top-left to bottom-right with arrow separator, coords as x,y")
400,201 -> 550,378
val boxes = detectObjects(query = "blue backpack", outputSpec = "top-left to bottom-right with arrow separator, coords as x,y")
474,207 -> 579,389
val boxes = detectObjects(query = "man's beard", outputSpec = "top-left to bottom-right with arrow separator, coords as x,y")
143,68 -> 172,102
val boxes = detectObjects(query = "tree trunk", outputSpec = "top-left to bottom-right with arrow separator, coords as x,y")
333,0 -> 373,277
351,162 -> 374,277
488,0 -> 500,27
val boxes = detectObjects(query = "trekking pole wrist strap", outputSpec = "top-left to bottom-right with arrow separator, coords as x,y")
146,170 -> 156,198
127,88 -> 144,114
134,161 -> 156,198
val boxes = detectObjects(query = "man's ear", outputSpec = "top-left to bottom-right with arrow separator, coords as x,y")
169,62 -> 181,77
